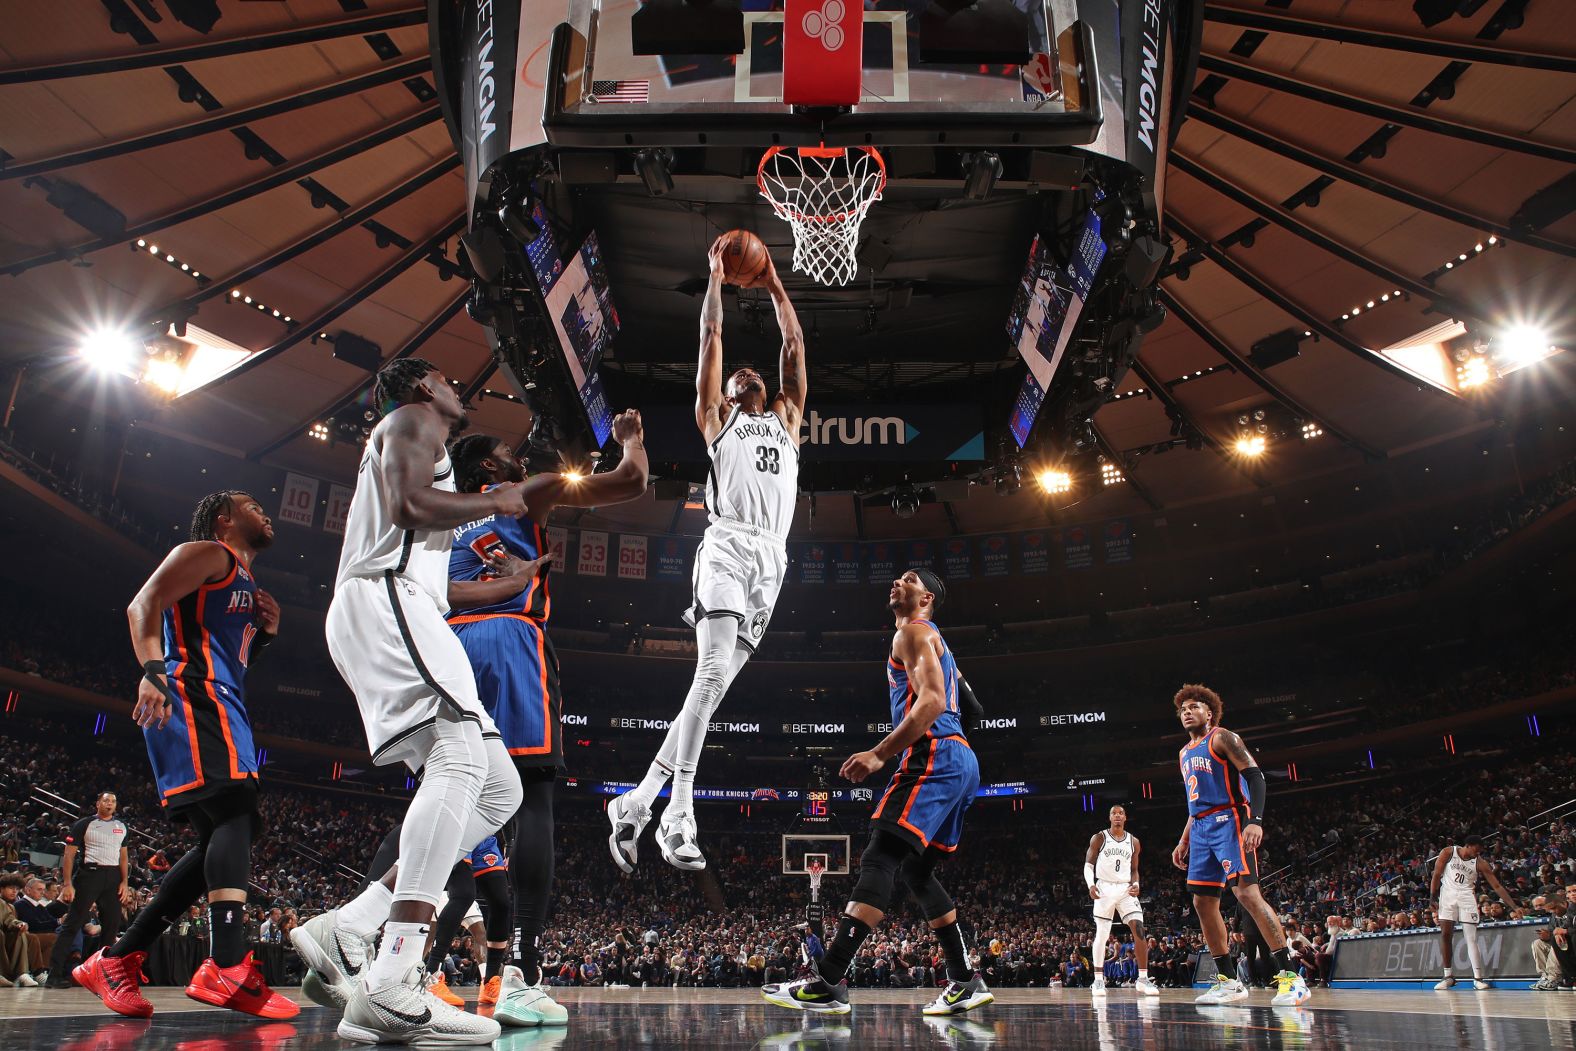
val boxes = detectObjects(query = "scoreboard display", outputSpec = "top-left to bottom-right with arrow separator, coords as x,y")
803,790 -> 831,823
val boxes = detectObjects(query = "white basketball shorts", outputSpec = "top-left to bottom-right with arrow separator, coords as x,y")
1437,893 -> 1479,924
681,518 -> 787,651
1093,880 -> 1144,923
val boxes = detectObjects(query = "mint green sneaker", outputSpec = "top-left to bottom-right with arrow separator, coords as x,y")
496,982 -> 569,1027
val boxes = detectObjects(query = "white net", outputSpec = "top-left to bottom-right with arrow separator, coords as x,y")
758,146 -> 885,287
807,859 -> 825,901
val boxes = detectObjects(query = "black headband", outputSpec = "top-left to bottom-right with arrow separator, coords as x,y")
910,567 -> 946,609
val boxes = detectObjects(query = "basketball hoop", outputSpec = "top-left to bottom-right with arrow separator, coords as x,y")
807,858 -> 825,902
758,146 -> 885,287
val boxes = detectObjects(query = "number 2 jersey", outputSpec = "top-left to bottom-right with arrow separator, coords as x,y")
704,407 -> 798,537
149,540 -> 261,808
1179,726 -> 1250,817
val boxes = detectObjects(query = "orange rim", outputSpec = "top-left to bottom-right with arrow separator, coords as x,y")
756,145 -> 888,210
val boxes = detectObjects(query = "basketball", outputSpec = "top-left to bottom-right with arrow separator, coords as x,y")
719,229 -> 769,286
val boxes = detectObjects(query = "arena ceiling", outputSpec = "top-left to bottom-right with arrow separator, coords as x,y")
0,0 -> 1572,541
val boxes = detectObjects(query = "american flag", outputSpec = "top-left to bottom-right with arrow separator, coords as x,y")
590,79 -> 649,104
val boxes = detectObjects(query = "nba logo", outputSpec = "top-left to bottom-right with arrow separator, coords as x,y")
783,0 -> 862,107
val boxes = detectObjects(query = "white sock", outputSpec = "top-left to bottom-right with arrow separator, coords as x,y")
627,758 -> 673,810
338,880 -> 394,940
1139,968 -> 1148,979
369,921 -> 430,991
1462,924 -> 1483,979
1443,966 -> 1454,977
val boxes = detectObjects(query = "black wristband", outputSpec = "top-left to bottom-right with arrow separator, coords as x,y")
142,660 -> 166,682
1243,817 -> 1263,828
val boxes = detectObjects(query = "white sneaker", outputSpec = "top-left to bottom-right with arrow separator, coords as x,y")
1434,976 -> 1456,990
291,909 -> 368,994
1270,970 -> 1310,1006
16,973 -> 37,988
1195,975 -> 1248,1004
497,978 -> 571,1028
339,964 -> 501,1047
1090,975 -> 1107,995
607,793 -> 652,874
302,968 -> 349,1009
1473,979 -> 1491,991
1135,976 -> 1160,996
656,810 -> 706,871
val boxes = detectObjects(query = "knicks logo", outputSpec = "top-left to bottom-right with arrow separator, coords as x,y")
482,852 -> 500,868
802,0 -> 847,52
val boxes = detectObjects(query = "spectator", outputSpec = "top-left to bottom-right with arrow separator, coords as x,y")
1532,927 -> 1566,991
0,873 -> 40,986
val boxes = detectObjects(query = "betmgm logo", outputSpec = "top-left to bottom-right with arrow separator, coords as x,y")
802,0 -> 848,52
799,409 -> 916,448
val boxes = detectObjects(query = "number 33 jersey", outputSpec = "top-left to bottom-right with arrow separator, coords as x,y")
704,407 -> 798,537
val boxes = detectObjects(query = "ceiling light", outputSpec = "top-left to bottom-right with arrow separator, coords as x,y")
141,356 -> 186,394
1300,422 -> 1323,440
231,290 -> 241,298
1456,356 -> 1491,389
1497,323 -> 1551,366
1037,468 -> 1072,494
308,422 -> 330,441
1234,435 -> 1267,457
1100,461 -> 1124,486
76,328 -> 141,375
563,470 -> 584,484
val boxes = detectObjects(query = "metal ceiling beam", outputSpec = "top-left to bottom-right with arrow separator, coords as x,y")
0,6 -> 426,86
1185,103 -> 1576,260
1165,216 -> 1459,399
1197,52 -> 1576,167
1156,287 -> 1383,460
1091,421 -> 1162,511
218,214 -> 465,389
1202,4 -> 1576,72
0,107 -> 440,277
459,362 -> 500,407
155,154 -> 459,322
249,288 -> 469,460
1169,151 -> 1473,320
0,57 -> 430,182
1128,358 -> 1269,488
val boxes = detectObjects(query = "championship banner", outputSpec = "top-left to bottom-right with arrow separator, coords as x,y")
1103,518 -> 1134,564
942,538 -> 972,580
653,535 -> 691,580
980,534 -> 1011,577
831,543 -> 862,584
864,541 -> 898,584
906,539 -> 937,571
577,530 -> 609,576
1062,524 -> 1094,570
323,484 -> 353,536
278,472 -> 318,528
797,543 -> 829,585
617,534 -> 647,580
546,526 -> 570,572
1019,531 -> 1050,574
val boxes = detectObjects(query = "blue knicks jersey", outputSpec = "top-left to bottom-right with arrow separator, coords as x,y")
1179,727 -> 1249,816
886,621 -> 966,740
448,492 -> 551,622
161,542 -> 260,695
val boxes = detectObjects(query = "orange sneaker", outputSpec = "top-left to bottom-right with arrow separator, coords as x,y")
428,971 -> 465,1007
184,954 -> 301,1019
479,975 -> 502,1007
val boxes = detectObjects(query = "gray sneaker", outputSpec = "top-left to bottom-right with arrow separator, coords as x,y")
607,793 -> 652,874
339,964 -> 501,1047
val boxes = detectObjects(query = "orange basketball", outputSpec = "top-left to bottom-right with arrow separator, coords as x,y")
719,229 -> 769,286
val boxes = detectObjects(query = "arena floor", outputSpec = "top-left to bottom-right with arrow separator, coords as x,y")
3,986 -> 1573,1049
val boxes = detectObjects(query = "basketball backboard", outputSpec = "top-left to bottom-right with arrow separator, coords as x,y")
782,834 -> 852,875
543,0 -> 1103,148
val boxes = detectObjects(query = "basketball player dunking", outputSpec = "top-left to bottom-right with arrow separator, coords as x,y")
308,358 -> 524,1047
446,411 -> 648,1025
763,569 -> 991,1017
74,492 -> 296,1021
1430,835 -> 1517,990
1085,806 -> 1159,995
1171,684 -> 1310,1006
609,235 -> 806,872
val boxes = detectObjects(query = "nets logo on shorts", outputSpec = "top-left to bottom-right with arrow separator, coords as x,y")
750,611 -> 769,639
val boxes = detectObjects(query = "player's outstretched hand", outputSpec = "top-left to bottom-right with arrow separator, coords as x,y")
254,589 -> 281,634
708,236 -> 728,278
488,480 -> 529,518
133,677 -> 173,730
1242,824 -> 1264,852
1171,840 -> 1189,871
612,409 -> 644,444
840,750 -> 884,783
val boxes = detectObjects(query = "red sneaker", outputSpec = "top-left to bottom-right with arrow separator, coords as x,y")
184,954 -> 301,1019
74,948 -> 155,1018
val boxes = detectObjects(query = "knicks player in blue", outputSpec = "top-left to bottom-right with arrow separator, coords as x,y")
1172,683 -> 1310,1006
73,492 -> 297,1021
445,408 -> 648,1025
765,568 -> 992,1017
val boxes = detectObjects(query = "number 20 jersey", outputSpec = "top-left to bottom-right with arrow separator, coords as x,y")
704,407 -> 798,537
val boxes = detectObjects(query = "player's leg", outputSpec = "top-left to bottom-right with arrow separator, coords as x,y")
510,772 -> 555,985
657,612 -> 742,868
1232,879 -> 1310,1005
1090,903 -> 1113,993
1128,918 -> 1158,994
1437,916 -> 1458,987
424,863 -> 476,1004
901,846 -> 995,1016
1460,921 -> 1488,987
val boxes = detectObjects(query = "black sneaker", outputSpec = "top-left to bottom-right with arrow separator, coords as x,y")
923,974 -> 995,1015
762,973 -> 851,1015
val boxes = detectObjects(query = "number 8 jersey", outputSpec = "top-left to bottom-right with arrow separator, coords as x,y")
704,407 -> 798,537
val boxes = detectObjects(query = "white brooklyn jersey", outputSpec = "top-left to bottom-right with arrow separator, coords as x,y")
1095,830 -> 1136,883
334,418 -> 456,608
704,407 -> 798,536
1443,847 -> 1479,895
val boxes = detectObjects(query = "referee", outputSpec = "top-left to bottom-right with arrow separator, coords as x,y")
45,792 -> 130,988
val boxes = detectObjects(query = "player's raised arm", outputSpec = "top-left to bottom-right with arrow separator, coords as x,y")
381,407 -> 525,531
1214,727 -> 1268,850
696,238 -> 728,440
759,255 -> 806,437
523,410 -> 650,520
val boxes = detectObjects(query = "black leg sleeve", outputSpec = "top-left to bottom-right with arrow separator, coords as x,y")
511,774 -> 556,982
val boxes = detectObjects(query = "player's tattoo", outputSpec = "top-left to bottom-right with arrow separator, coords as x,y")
1216,729 -> 1256,771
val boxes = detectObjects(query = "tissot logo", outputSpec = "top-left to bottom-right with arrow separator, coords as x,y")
799,410 -> 914,447
979,718 -> 1017,730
